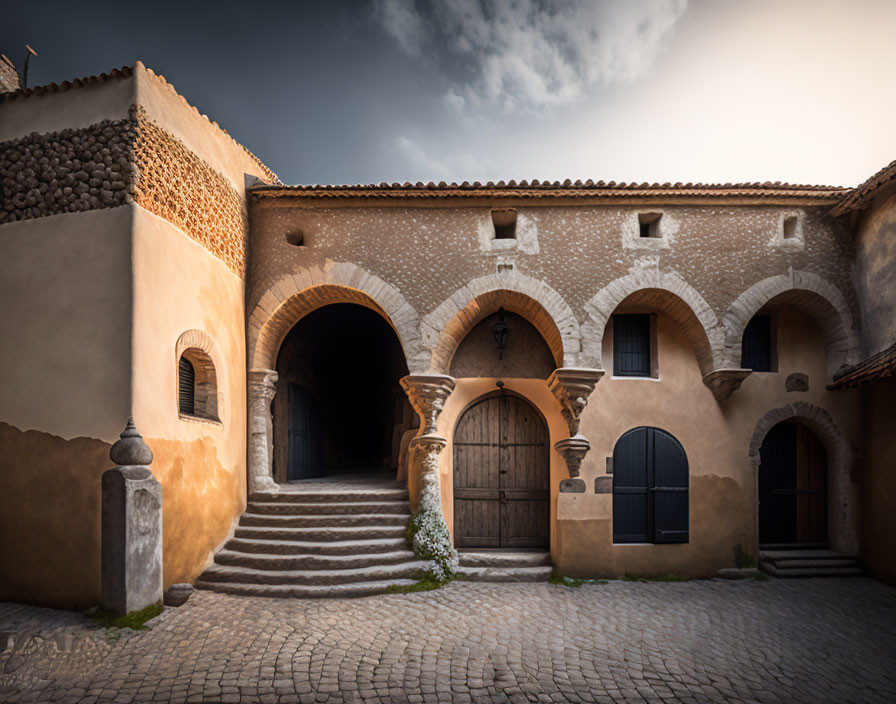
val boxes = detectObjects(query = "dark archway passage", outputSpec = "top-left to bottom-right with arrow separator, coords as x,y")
273,303 -> 412,481
453,393 -> 550,548
758,421 -> 828,546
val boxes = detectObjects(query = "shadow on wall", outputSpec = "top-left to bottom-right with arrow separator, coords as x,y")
0,422 -> 110,609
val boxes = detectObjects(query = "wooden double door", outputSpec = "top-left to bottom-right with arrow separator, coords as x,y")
453,394 -> 550,548
758,421 -> 827,545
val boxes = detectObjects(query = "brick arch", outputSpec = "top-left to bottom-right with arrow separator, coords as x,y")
423,272 -> 581,374
581,265 -> 723,374
248,262 -> 428,372
748,402 -> 858,554
722,270 -> 859,376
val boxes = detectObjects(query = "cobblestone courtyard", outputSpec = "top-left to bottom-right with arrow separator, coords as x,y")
1,578 -> 895,704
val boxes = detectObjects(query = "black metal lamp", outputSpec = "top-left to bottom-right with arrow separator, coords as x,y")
492,307 -> 510,359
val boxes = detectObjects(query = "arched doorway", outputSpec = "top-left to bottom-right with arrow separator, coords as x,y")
272,303 -> 412,482
453,393 -> 549,548
758,421 -> 828,546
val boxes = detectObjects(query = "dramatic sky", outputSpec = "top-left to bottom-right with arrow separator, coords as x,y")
4,0 -> 895,186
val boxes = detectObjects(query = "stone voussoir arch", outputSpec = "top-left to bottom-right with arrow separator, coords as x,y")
248,261 -> 430,373
748,401 -> 858,554
721,270 -> 859,375
581,262 -> 724,373
422,271 -> 582,373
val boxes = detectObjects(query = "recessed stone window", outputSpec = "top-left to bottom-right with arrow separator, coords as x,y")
782,216 -> 798,239
638,212 -> 662,238
178,348 -> 219,422
491,209 -> 517,239
285,230 -> 305,247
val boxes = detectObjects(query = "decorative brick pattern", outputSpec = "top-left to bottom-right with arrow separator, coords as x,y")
0,106 -> 250,276
131,106 -> 247,276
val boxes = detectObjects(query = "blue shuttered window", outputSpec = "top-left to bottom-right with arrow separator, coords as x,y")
741,314 -> 772,371
613,314 -> 650,377
612,427 -> 689,544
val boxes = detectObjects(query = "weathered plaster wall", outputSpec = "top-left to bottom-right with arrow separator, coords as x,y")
851,189 -> 896,357
131,208 -> 247,588
860,377 -> 896,586
0,207 -> 132,607
551,307 -> 859,578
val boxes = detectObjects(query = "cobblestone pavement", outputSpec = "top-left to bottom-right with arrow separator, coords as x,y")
1,578 -> 895,704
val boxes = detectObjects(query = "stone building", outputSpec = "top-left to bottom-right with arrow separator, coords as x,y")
0,62 -> 893,607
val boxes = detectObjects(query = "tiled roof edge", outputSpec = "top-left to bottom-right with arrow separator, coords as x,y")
829,160 -> 896,217
828,340 -> 896,390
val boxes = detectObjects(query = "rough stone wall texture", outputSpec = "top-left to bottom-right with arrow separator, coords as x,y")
0,55 -> 20,93
248,203 -> 858,371
851,188 -> 896,358
0,106 -> 247,275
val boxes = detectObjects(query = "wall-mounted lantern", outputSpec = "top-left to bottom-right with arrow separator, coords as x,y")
492,307 -> 510,359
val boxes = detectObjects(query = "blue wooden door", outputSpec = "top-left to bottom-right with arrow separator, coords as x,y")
287,384 -> 324,480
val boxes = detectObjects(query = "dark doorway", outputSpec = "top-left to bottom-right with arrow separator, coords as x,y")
758,421 -> 828,546
453,393 -> 549,548
273,304 -> 412,481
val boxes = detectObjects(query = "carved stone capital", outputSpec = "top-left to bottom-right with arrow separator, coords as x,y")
554,433 -> 591,478
702,368 -> 752,402
410,434 -> 448,455
248,368 -> 279,401
400,374 -> 456,435
548,367 -> 604,435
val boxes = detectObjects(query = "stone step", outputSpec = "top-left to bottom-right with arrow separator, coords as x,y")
250,488 -> 409,504
247,501 -> 411,516
214,549 -> 417,571
239,513 -> 410,528
763,558 -> 859,569
760,564 -> 864,579
759,549 -> 856,563
225,537 -> 409,555
457,565 -> 553,582
199,560 -> 427,586
195,578 -> 419,599
458,550 -> 552,568
234,525 -> 409,541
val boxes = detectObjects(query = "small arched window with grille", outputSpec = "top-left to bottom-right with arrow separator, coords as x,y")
178,356 -> 195,415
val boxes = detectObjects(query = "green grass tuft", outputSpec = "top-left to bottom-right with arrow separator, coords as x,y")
623,573 -> 688,582
733,543 -> 758,569
386,578 -> 449,594
549,571 -> 609,587
91,601 -> 163,630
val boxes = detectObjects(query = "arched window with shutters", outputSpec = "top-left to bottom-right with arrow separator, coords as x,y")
178,356 -> 195,415
612,426 -> 688,544
176,347 -> 220,423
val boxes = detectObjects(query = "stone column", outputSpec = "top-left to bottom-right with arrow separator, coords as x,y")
102,419 -> 162,615
247,369 -> 279,496
548,367 -> 604,490
400,374 -> 457,580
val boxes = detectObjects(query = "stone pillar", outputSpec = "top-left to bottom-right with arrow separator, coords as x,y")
548,367 -> 604,483
102,419 -> 162,615
247,369 -> 279,496
400,374 -> 457,580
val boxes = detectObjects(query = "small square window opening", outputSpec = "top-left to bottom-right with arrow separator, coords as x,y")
491,208 -> 517,239
638,212 -> 662,238
782,215 -> 798,239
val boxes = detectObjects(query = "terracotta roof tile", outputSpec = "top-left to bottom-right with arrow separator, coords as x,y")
828,341 -> 896,390
829,160 -> 896,217
251,180 -> 848,202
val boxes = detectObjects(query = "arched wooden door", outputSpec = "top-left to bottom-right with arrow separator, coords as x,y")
453,394 -> 549,548
759,421 -> 827,545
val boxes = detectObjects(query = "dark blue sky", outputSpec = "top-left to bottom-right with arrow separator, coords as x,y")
4,1 -> 894,186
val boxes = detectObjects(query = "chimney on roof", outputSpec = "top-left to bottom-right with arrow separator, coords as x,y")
0,53 -> 20,93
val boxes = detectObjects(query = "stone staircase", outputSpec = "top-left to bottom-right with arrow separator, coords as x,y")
457,550 -> 553,582
196,479 -> 426,598
759,548 -> 862,578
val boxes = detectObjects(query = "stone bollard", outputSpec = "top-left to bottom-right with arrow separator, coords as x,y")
101,418 -> 162,615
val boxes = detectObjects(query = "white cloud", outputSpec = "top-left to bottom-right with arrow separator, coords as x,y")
394,134 -> 494,181
377,0 -> 688,111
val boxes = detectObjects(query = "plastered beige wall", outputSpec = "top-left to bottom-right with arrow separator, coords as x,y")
0,75 -> 133,143
852,189 -> 896,357
430,308 -> 859,578
131,207 -> 247,588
